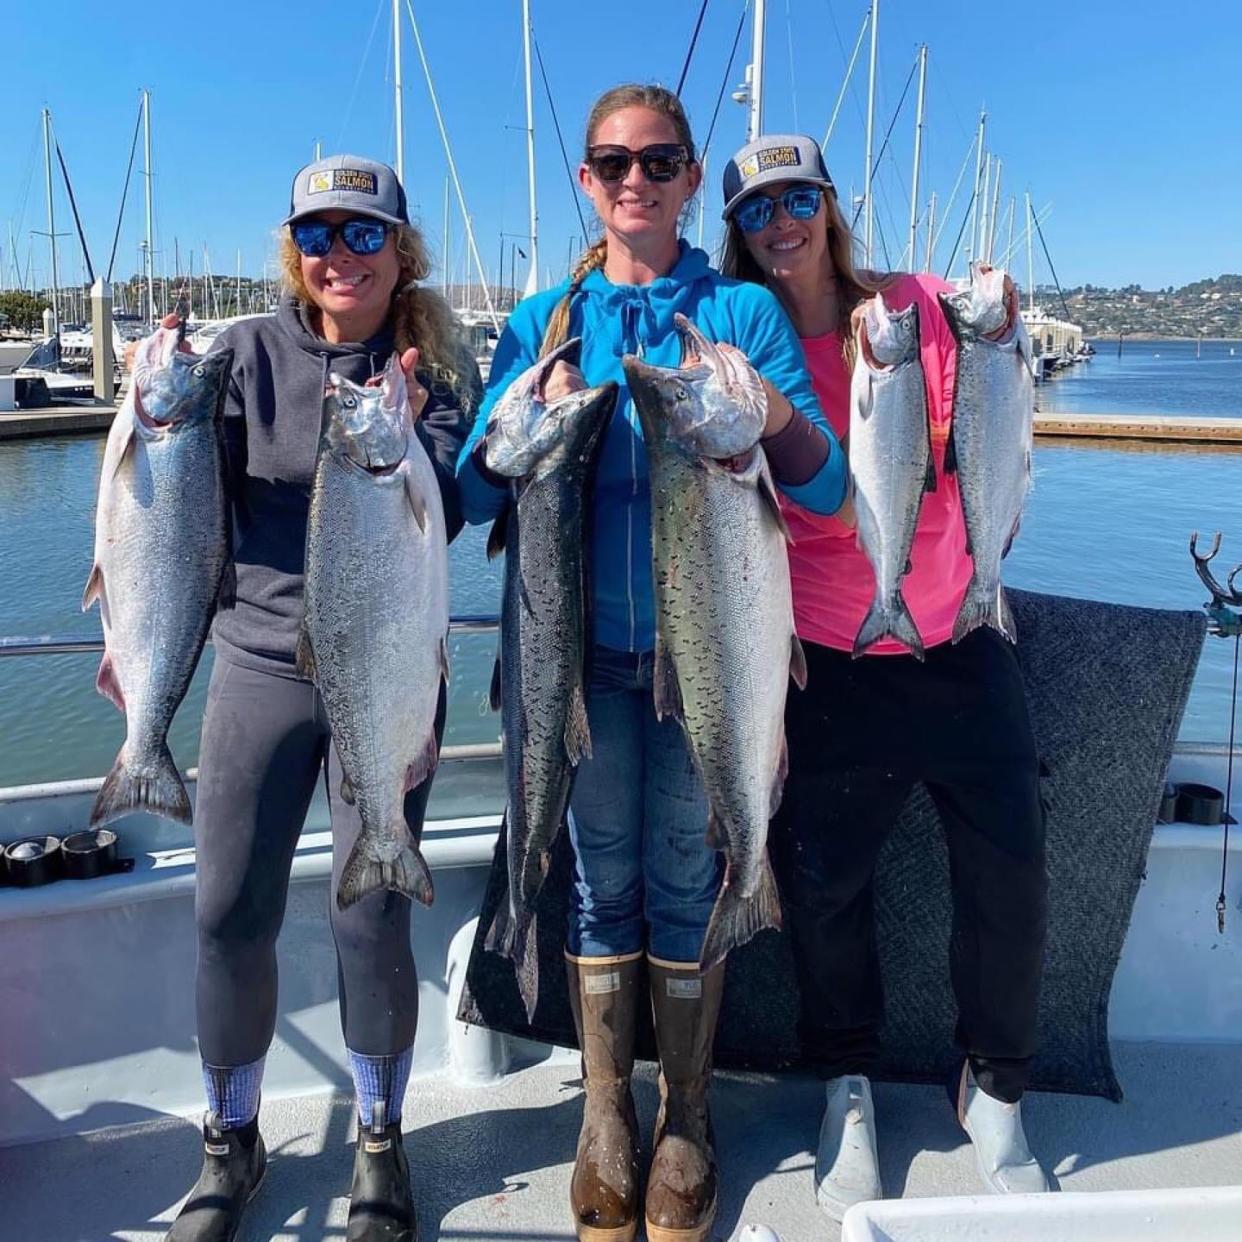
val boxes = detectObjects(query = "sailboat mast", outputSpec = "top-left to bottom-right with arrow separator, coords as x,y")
392,0 -> 405,184
965,108 -> 985,272
442,178 -> 450,299
987,159 -> 1003,263
143,89 -> 155,326
924,191 -> 937,273
521,0 -> 539,298
1025,191 -> 1034,312
42,108 -> 60,335
907,43 -> 927,273
862,0 -> 879,265
747,0 -> 767,141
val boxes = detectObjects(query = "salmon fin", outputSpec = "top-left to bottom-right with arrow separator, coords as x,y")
294,626 -> 317,682
404,471 -> 428,532
81,563 -> 104,612
564,681 -> 592,764
953,577 -> 1017,645
336,837 -> 434,910
109,418 -> 137,481
486,512 -> 507,560
943,423 -> 959,475
770,733 -> 789,818
757,468 -> 792,540
790,634 -> 808,690
699,852 -> 782,972
489,654 -> 503,712
439,634 -> 451,682
905,557 -> 914,576
924,452 -> 938,494
216,560 -> 237,611
404,731 -> 440,792
95,652 -> 125,711
90,743 -> 191,828
339,774 -> 357,806
705,806 -> 725,850
653,632 -> 684,722
487,900 -> 542,1023
854,590 -> 925,661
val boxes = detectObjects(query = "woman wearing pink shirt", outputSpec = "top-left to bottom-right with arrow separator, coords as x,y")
719,135 -> 1049,1218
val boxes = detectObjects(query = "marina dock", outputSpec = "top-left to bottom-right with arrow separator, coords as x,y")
1033,412 -> 1242,445
0,403 -> 117,439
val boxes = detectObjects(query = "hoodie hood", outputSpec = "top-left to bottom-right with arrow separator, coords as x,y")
577,241 -> 714,357
275,295 -> 395,363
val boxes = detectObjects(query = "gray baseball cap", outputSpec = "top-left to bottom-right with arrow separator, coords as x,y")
721,134 -> 836,219
282,154 -> 409,227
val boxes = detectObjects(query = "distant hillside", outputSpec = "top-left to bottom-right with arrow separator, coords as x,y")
1027,274 -> 1242,338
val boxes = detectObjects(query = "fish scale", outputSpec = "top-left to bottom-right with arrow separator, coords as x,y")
940,263 -> 1034,643
301,358 -> 449,911
482,354 -> 616,1020
849,295 -> 934,659
625,330 -> 803,973
84,327 -> 234,828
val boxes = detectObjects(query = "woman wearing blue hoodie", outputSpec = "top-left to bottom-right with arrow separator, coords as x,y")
458,84 -> 847,1242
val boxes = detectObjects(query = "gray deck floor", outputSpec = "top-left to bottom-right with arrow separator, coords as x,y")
4,1041 -> 1241,1241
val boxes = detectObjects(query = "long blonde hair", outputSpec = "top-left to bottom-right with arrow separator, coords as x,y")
540,83 -> 700,358
719,185 -> 892,367
279,222 -> 477,411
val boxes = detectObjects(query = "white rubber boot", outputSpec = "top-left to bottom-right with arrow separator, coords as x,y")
956,1062 -> 1050,1194
814,1074 -> 882,1221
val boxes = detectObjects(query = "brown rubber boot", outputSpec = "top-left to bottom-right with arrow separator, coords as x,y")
566,951 -> 643,1242
644,957 -> 725,1242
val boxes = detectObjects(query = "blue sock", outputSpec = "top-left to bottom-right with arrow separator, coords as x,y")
348,1046 -> 413,1128
202,1056 -> 264,1130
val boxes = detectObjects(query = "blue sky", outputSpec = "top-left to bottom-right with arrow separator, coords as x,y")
1,1 -> 1236,298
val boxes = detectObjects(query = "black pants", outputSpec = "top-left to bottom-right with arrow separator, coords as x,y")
768,628 -> 1047,1103
193,656 -> 445,1065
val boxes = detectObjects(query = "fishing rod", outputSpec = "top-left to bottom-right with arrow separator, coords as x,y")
1189,531 -> 1242,934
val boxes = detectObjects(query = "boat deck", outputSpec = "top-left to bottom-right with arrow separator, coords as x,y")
4,1041 -> 1240,1241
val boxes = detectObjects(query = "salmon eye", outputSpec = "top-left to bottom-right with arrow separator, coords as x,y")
674,386 -> 688,401
192,364 -> 205,378
343,396 -> 357,409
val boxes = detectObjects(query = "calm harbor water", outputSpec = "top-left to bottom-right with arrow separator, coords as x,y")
0,338 -> 1239,787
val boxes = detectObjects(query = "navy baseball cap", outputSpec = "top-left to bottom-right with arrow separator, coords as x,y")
722,134 -> 836,219
283,154 -> 409,227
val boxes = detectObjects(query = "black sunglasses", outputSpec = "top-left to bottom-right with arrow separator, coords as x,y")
586,143 -> 690,184
734,186 -> 825,234
290,217 -> 391,258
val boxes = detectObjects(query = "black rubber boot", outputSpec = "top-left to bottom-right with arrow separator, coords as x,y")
165,1112 -> 266,1241
346,1101 -> 417,1241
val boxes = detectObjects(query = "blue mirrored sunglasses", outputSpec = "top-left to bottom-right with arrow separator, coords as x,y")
290,218 -> 390,258
734,186 -> 824,234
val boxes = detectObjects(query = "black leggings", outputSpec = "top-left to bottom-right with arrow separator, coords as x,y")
768,627 -> 1047,1103
192,656 -> 444,1065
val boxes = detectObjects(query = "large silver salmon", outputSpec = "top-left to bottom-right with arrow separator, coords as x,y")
849,293 -> 935,659
83,326 -> 234,827
939,263 -> 1034,643
299,355 -> 449,910
482,338 -> 618,1017
624,326 -> 805,972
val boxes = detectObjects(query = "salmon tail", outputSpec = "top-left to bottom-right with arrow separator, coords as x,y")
90,743 -> 191,828
699,852 -> 782,972
853,590 -> 925,660
483,888 -> 542,1023
336,836 -> 434,911
952,576 -> 1017,645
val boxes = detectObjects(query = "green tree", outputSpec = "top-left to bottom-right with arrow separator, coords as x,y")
0,291 -> 50,333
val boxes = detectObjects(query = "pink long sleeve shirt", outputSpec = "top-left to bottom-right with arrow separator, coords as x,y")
779,272 -> 974,655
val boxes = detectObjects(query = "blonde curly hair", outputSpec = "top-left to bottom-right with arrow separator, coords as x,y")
279,222 -> 479,412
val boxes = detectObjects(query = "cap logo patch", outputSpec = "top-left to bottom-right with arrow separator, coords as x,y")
308,169 -> 378,195
755,145 -> 802,172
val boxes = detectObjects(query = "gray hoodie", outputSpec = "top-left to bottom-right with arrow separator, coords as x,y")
209,296 -> 475,677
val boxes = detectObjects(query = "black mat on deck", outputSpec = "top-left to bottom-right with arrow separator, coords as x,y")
458,589 -> 1206,1100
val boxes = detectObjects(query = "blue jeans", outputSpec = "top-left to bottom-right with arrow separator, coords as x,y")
566,646 -> 722,962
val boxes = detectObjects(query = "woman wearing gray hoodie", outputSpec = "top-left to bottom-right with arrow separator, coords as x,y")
163,155 -> 477,1242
